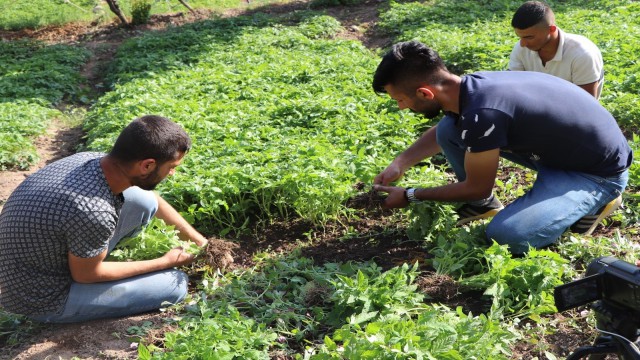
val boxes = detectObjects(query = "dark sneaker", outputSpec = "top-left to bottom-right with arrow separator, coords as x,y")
570,195 -> 623,235
456,197 -> 504,226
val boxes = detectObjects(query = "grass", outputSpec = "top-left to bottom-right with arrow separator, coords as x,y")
0,0 -> 300,30
0,309 -> 36,348
0,40 -> 89,169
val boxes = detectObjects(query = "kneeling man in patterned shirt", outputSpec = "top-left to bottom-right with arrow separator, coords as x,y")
0,115 -> 213,323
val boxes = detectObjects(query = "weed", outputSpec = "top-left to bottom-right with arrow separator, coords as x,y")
0,309 -> 37,348
131,0 -> 152,25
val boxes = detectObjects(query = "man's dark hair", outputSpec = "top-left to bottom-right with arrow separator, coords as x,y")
109,115 -> 192,164
511,1 -> 554,29
372,40 -> 447,95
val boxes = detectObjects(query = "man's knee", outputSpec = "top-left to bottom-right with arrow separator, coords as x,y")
116,269 -> 189,305
486,218 -> 557,255
164,270 -> 189,304
122,186 -> 159,221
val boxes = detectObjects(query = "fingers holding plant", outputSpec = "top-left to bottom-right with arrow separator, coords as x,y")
374,163 -> 404,186
373,184 -> 409,209
165,247 -> 198,267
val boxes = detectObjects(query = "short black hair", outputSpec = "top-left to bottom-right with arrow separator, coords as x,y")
372,40 -> 447,94
109,115 -> 191,164
511,1 -> 554,29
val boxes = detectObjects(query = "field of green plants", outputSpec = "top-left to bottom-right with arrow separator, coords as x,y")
0,0 -> 287,30
1,0 -> 639,358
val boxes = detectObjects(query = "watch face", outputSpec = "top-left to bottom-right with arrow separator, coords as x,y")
407,188 -> 419,203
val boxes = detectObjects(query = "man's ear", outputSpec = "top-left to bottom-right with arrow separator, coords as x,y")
548,24 -> 557,35
416,86 -> 435,100
138,158 -> 157,175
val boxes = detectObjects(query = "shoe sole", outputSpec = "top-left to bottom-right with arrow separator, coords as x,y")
572,196 -> 623,236
456,207 -> 504,226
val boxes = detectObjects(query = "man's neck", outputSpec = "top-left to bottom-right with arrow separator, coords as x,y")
538,29 -> 560,64
438,74 -> 462,114
100,156 -> 132,195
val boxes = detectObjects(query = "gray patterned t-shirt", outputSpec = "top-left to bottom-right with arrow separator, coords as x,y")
0,152 -> 124,316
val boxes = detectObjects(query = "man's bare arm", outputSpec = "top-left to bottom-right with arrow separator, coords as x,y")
68,247 -> 194,283
374,148 -> 500,207
154,194 -> 208,247
374,126 -> 441,185
578,81 -> 600,98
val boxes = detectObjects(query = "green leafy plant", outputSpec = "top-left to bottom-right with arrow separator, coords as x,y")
83,15 -> 422,233
0,132 -> 38,170
0,0 -> 96,30
460,243 -> 573,321
326,262 -> 426,326
195,253 -> 364,342
127,320 -> 154,337
140,305 -> 277,359
557,231 -> 640,267
298,15 -> 342,39
0,40 -> 88,169
130,0 -> 152,25
427,226 -> 488,277
0,309 -> 36,348
306,305 -> 519,360
107,218 -> 201,261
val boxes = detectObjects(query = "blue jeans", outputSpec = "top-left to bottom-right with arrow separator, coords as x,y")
436,115 -> 629,254
31,187 -> 189,323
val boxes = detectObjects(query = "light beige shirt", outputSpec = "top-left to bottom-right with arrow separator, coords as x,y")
509,29 -> 604,98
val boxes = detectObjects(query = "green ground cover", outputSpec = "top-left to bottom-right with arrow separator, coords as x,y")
0,0 -> 297,30
0,40 -> 88,169
378,0 -> 640,133
83,13 -> 421,233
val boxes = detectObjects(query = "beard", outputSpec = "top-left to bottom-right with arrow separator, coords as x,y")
132,168 -> 164,191
413,101 -> 442,119
419,107 -> 442,119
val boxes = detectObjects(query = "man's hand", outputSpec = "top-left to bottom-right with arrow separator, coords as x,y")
164,247 -> 197,267
197,238 -> 209,249
374,126 -> 441,186
372,184 -> 409,209
69,246 -> 198,284
374,163 -> 404,186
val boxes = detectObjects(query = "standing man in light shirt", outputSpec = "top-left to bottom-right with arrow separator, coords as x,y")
509,1 -> 604,99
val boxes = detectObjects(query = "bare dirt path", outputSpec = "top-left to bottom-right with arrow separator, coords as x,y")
0,120 -> 83,209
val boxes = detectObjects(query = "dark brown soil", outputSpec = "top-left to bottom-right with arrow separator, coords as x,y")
203,237 -> 238,269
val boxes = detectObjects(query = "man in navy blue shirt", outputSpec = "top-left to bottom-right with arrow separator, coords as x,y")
372,40 -> 632,254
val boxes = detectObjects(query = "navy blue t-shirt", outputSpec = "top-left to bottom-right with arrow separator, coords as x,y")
456,71 -> 632,176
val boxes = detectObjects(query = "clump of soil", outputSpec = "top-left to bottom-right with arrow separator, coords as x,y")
347,185 -> 387,211
203,237 -> 238,270
301,281 -> 332,307
417,271 -> 490,315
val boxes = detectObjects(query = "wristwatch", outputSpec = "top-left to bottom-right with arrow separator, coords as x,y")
405,187 -> 421,203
